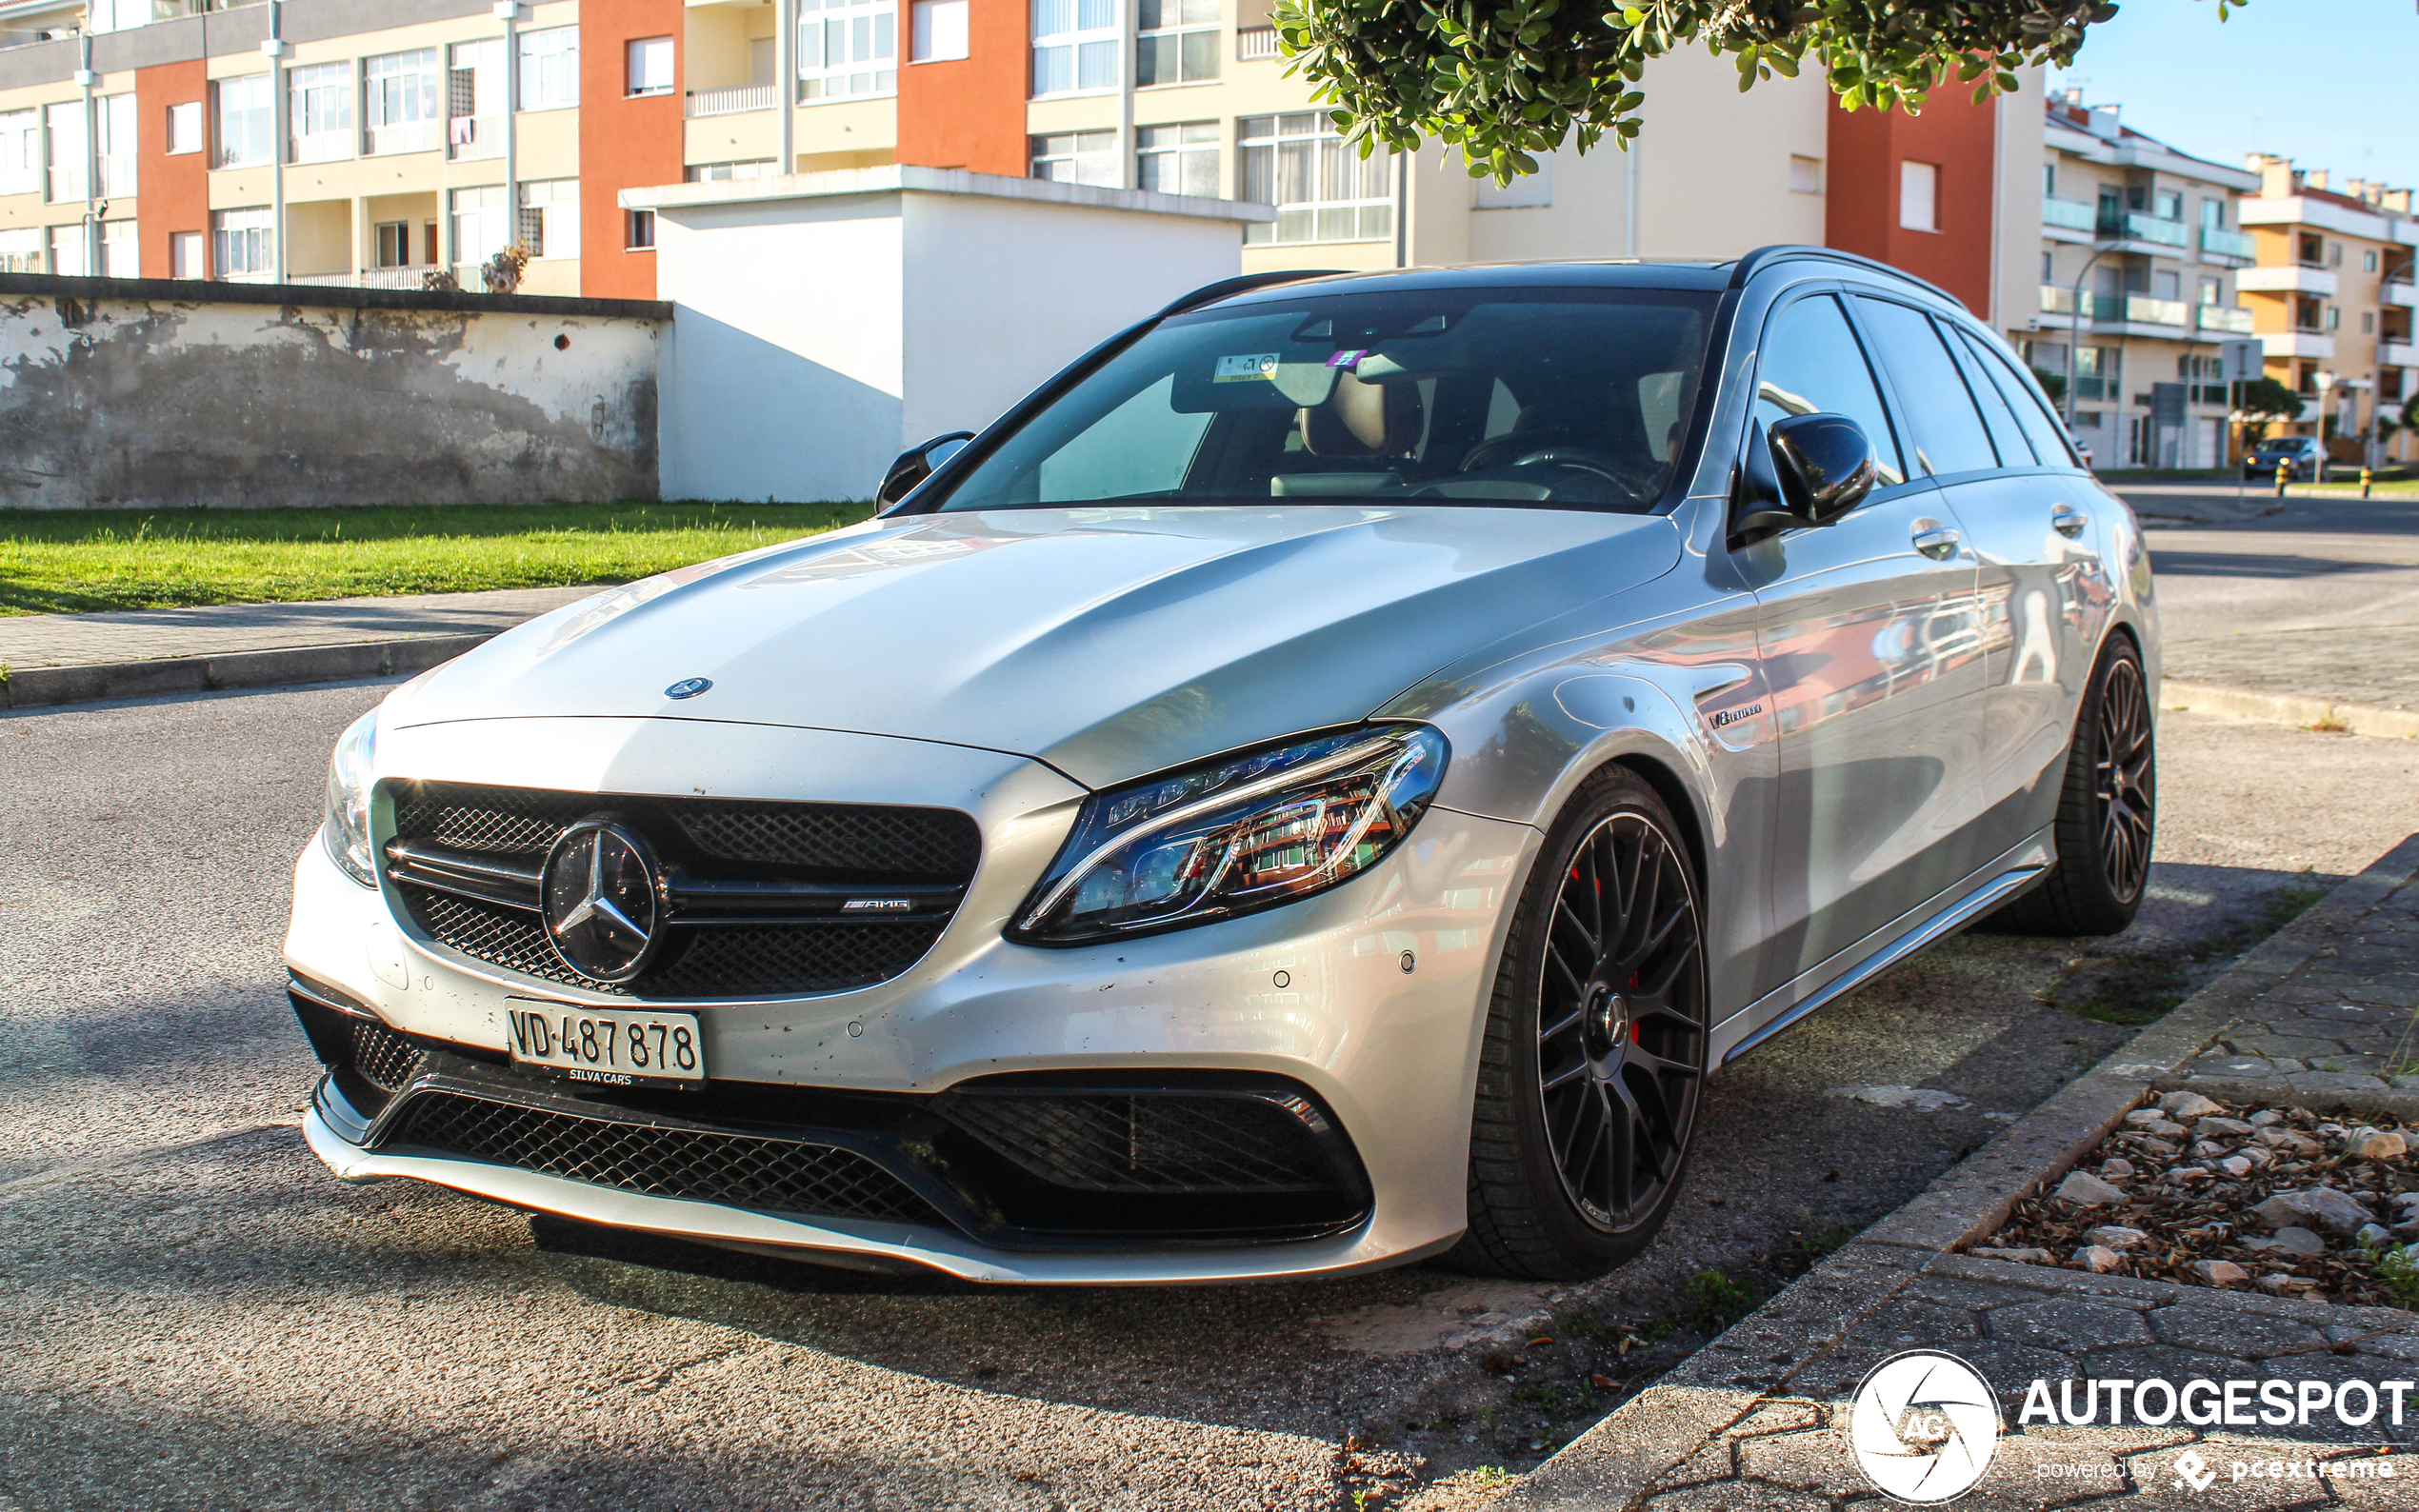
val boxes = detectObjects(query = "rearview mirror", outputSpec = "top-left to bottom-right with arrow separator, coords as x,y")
877,431 -> 974,507
1729,412 -> 1878,546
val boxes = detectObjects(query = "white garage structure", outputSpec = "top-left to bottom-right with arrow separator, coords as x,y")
627,167 -> 1273,503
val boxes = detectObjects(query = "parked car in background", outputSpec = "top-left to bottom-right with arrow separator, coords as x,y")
2245,435 -> 2325,482
287,248 -> 2159,1285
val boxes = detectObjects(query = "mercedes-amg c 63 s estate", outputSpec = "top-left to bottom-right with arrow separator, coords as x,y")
286,247 -> 2158,1283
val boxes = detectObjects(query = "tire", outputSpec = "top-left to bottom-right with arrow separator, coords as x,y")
1446,766 -> 1709,1280
1994,634 -> 2156,937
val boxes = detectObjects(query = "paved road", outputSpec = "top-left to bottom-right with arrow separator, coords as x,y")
2129,486 -> 2419,710
3,684 -> 2415,1512
0,587 -> 600,671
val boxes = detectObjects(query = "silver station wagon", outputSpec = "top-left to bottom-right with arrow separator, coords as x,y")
287,247 -> 2156,1283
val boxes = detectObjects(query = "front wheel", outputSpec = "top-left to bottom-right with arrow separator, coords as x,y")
1997,634 -> 2156,937
1447,766 -> 1709,1280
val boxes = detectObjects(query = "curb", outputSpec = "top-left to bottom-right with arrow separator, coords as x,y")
0,632 -> 492,711
1499,832 -> 2419,1508
2163,678 -> 2419,739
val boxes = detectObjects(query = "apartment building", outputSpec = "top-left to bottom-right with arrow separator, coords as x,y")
2012,92 -> 2258,469
2238,155 -> 2417,467
0,0 -> 2034,319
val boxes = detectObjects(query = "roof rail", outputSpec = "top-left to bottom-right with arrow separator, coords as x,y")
1156,269 -> 1349,318
1727,246 -> 1962,309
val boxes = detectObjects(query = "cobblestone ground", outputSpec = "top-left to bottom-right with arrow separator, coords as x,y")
2165,627 -> 2419,714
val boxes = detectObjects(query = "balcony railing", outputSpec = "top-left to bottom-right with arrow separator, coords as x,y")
287,267 -> 442,290
686,84 -> 776,119
2043,197 -> 2096,233
2381,341 -> 2417,368
449,114 -> 501,160
2386,278 -> 2417,309
1237,25 -> 1279,60
2196,303 -> 2255,334
2101,211 -> 2189,248
2039,284 -> 2076,314
2074,376 -> 2114,402
2199,226 -> 2256,262
2123,294 -> 2189,327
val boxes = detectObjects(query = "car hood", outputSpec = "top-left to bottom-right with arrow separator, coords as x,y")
387,506 -> 1682,789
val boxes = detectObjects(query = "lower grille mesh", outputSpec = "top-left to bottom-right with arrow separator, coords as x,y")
939,1092 -> 1336,1194
352,1020 -> 424,1092
404,887 -> 948,999
386,1092 -> 941,1224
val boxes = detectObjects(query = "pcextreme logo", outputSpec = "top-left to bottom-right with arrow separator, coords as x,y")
1847,1351 -> 2004,1503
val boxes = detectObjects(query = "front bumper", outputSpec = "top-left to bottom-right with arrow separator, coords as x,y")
284,717 -> 1538,1282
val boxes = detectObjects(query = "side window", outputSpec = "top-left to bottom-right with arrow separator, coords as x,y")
1943,325 -> 2035,466
1852,296 -> 1997,476
1753,293 -> 1907,486
1960,329 -> 2079,467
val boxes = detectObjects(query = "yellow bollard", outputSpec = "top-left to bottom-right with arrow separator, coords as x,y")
2361,466 -> 2374,499
2276,458 -> 2291,497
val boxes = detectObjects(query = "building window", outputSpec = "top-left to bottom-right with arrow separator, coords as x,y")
45,100 -> 86,201
93,93 -> 134,197
165,100 -> 202,155
2328,241 -> 2343,268
1136,121 -> 1217,196
364,50 -> 442,155
450,39 -> 505,159
170,229 -> 203,277
2199,275 -> 2221,305
910,0 -> 968,61
2364,249 -> 2380,273
1789,154 -> 1823,195
2041,250 -> 2054,283
211,74 -> 273,169
1032,0 -> 1117,96
519,178 -> 579,259
0,109 -> 34,195
450,183 -> 510,272
1137,0 -> 1218,87
50,224 -> 88,275
626,208 -> 656,249
373,220 -> 411,267
2201,197 -> 2225,229
2154,189 -> 2182,221
685,159 -> 777,181
101,217 -> 133,276
2362,310 -> 2376,334
1898,159 -> 1937,232
798,0 -> 897,99
1239,112 -> 1393,244
628,35 -> 676,97
0,227 -> 36,271
212,205 -> 274,280
2326,305 -> 2341,331
518,26 -> 579,110
2043,162 -> 2054,195
290,63 -> 353,164
1030,129 -> 1115,186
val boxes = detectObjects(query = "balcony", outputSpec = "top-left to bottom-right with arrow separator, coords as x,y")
2103,211 -> 2189,249
2043,197 -> 2096,235
686,85 -> 776,119
2386,279 -> 2417,309
2039,284 -> 2077,315
288,268 -> 444,290
2383,341 -> 2418,368
449,114 -> 501,161
2195,304 -> 2255,334
2121,294 -> 2188,328
1237,25 -> 1279,60
2239,264 -> 2337,296
2199,226 -> 2256,264
2261,331 -> 2335,360
2073,376 -> 2115,402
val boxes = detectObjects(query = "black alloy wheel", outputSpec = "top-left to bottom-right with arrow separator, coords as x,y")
1995,634 -> 2157,937
1451,766 -> 1709,1279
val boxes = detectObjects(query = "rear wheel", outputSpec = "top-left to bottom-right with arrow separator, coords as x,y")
1448,767 -> 1709,1280
1996,634 -> 2155,937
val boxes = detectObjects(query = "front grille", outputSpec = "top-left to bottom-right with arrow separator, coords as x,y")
352,1019 -> 425,1092
386,1091 -> 942,1224
939,1091 -> 1339,1194
386,782 -> 979,999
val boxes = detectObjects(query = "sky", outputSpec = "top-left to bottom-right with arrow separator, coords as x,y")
2048,0 -> 2419,189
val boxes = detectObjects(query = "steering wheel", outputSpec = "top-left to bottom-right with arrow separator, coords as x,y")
1484,445 -> 1660,498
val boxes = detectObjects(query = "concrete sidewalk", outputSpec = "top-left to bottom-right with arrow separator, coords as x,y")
0,585 -> 601,708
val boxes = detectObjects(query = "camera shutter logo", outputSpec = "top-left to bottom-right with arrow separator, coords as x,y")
1848,1350 -> 2003,1503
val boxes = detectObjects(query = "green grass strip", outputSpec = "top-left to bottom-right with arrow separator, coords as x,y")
0,501 -> 877,616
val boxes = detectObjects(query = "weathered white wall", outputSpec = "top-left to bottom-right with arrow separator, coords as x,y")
643,168 -> 1264,503
0,281 -> 662,509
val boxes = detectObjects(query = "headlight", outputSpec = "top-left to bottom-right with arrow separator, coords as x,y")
1010,725 -> 1449,946
323,709 -> 379,887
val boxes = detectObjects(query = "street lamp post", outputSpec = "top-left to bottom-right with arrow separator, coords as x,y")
2064,239 -> 2126,450
2311,368 -> 2335,484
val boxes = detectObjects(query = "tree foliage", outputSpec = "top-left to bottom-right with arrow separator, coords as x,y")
1271,0 -> 2244,184
2238,376 -> 2305,422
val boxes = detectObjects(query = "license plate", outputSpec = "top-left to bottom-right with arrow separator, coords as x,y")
505,1005 -> 705,1086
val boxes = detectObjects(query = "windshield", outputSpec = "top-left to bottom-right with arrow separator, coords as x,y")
931,286 -> 1719,513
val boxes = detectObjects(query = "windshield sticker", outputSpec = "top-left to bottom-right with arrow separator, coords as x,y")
1213,353 -> 1282,383
1326,349 -> 1368,369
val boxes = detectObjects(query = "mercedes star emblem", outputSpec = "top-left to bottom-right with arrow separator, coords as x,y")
540,818 -> 664,983
664,677 -> 713,700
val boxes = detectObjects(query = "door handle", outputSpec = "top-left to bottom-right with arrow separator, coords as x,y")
1911,526 -> 1962,561
2051,504 -> 2089,538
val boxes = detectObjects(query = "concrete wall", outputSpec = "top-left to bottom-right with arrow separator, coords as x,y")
642,167 -> 1267,503
0,275 -> 668,509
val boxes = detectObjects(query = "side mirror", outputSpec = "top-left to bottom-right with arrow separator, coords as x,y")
877,431 -> 975,507
1729,412 -> 1878,546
